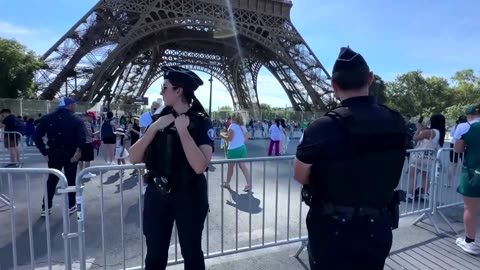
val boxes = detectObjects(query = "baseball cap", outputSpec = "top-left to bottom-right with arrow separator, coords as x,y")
465,105 -> 480,115
58,97 -> 76,109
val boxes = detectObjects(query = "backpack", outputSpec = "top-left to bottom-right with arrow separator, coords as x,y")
14,117 -> 25,135
101,119 -> 114,140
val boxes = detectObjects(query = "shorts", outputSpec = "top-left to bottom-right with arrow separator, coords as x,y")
102,136 -> 115,144
457,167 -> 480,198
80,143 -> 94,162
3,134 -> 20,148
227,145 -> 247,159
449,143 -> 463,163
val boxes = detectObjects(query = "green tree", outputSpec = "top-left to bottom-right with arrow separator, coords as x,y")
0,38 -> 43,98
385,71 -> 454,116
369,74 -> 387,104
443,104 -> 470,121
218,105 -> 233,112
451,69 -> 480,105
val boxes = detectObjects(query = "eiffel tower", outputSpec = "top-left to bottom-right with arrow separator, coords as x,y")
35,0 -> 332,112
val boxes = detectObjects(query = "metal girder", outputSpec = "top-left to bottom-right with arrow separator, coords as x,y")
36,0 -> 332,111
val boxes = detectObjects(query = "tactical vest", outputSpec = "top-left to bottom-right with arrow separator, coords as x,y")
310,105 -> 407,208
144,109 -> 208,189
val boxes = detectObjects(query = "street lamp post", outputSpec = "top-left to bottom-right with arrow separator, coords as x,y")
74,71 -> 77,93
208,73 -> 213,116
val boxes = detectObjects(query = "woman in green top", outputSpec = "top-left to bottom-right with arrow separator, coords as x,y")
453,105 -> 480,255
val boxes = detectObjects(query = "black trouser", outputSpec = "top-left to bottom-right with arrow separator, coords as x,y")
143,179 -> 209,270
42,153 -> 78,209
306,207 -> 392,270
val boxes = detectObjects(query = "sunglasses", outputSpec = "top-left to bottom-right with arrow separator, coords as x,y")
161,84 -> 178,93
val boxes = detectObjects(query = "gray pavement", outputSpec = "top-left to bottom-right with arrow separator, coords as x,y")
0,139 -> 479,270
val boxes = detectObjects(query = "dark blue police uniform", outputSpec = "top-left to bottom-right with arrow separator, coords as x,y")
142,67 -> 214,270
296,48 -> 406,270
34,105 -> 86,211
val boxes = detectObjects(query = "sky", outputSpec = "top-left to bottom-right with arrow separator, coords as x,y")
0,0 -> 479,109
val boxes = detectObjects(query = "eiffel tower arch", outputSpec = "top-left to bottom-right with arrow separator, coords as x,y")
35,0 -> 332,112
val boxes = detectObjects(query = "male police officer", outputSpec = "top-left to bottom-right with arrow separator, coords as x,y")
34,97 -> 86,216
294,47 -> 407,269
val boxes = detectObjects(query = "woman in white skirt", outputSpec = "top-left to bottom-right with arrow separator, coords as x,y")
114,128 -> 129,165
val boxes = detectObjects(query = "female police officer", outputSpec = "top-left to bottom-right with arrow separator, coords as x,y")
130,66 -> 214,270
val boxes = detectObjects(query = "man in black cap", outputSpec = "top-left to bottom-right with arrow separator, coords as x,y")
294,47 -> 407,269
34,97 -> 86,216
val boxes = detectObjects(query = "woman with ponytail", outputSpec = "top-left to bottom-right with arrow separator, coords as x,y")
130,66 -> 214,270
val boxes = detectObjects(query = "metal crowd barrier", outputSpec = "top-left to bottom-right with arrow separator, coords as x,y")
213,127 -> 305,140
0,131 -> 26,207
0,168 -> 77,270
4,147 -> 465,269
74,156 -> 305,270
432,148 -> 465,234
398,148 -> 441,234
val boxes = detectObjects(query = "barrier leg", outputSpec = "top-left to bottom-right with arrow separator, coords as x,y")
412,212 -> 442,235
437,209 -> 458,235
294,240 -> 308,258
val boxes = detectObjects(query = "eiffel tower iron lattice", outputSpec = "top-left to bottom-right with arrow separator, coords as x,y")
35,0 -> 333,112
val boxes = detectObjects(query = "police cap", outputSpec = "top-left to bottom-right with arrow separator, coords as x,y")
332,47 -> 370,75
162,66 -> 204,91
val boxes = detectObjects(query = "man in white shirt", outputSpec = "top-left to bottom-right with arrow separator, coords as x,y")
139,101 -> 161,136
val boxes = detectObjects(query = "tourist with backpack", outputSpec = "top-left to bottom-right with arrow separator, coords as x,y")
101,111 -> 116,164
0,108 -> 23,167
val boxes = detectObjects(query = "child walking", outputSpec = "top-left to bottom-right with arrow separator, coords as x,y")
114,128 -> 129,165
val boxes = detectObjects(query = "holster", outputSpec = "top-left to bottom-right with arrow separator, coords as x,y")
301,185 -> 313,206
388,190 -> 406,230
144,172 -> 172,195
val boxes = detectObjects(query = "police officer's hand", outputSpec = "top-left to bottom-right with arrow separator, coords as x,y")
174,115 -> 190,132
150,114 -> 175,131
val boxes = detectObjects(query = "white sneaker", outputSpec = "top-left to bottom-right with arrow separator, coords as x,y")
456,237 -> 480,255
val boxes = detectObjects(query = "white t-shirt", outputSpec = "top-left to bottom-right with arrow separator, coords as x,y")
453,119 -> 480,140
269,124 -> 282,141
227,123 -> 247,149
450,126 -> 457,144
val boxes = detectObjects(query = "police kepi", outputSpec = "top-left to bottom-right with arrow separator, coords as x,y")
294,47 -> 407,270
129,66 -> 214,270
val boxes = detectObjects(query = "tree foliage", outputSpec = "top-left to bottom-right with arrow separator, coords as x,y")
218,105 -> 233,112
383,70 -> 480,118
369,74 -> 387,104
0,38 -> 43,99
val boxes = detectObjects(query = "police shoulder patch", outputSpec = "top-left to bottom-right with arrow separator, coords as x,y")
207,128 -> 215,141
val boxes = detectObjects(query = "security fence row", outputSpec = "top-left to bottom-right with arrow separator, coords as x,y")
0,148 -> 465,270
